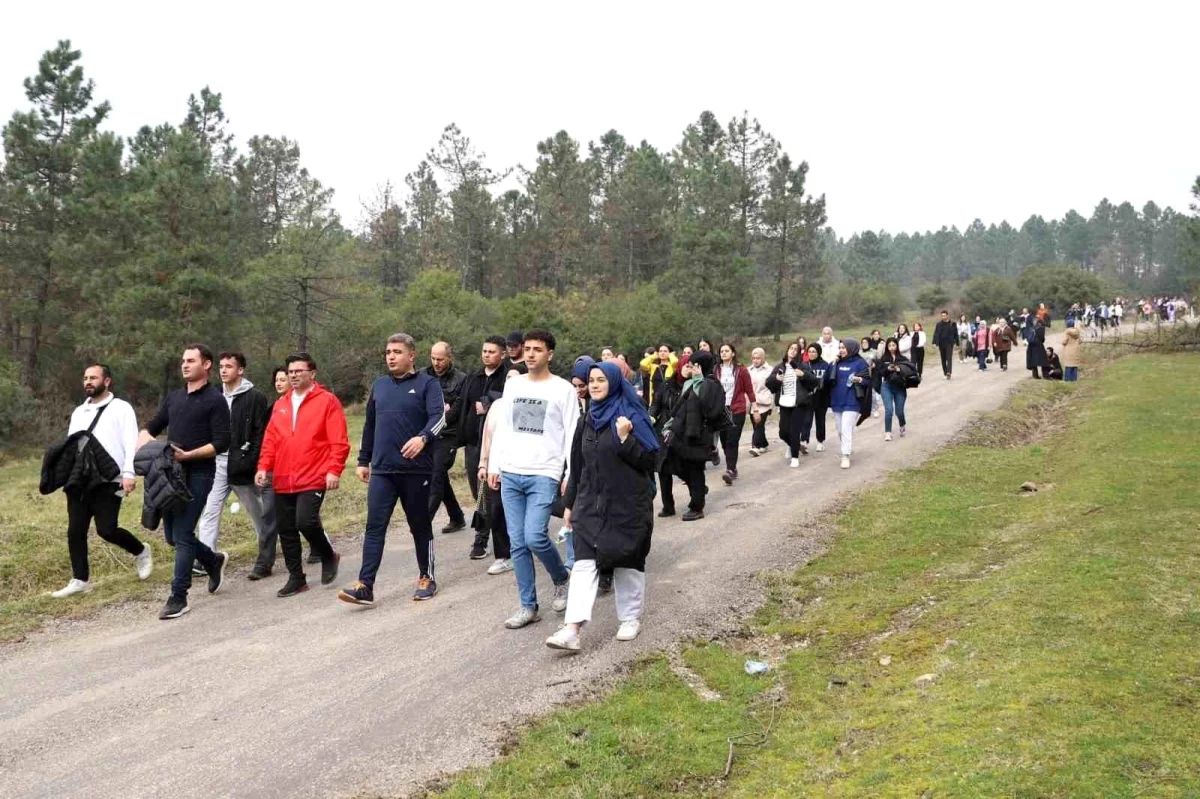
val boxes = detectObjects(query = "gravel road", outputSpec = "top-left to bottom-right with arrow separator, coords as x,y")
0,362 -> 1023,798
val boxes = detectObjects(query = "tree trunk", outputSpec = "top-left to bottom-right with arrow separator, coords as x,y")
21,273 -> 52,388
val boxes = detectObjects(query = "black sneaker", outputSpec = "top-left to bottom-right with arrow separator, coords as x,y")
709,449 -> 721,466
469,545 -> 488,560
321,552 -> 341,586
306,550 -> 321,565
681,509 -> 705,522
207,552 -> 228,595
338,581 -> 375,606
722,470 -> 734,486
441,519 -> 466,534
277,575 -> 309,598
658,508 -> 676,518
159,595 -> 189,620
247,567 -> 272,581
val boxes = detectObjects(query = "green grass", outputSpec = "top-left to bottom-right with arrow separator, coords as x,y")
429,350 -> 1200,798
0,411 -> 472,641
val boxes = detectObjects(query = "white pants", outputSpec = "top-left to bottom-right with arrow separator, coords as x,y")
564,559 -> 645,625
197,456 -> 266,550
833,411 -> 856,456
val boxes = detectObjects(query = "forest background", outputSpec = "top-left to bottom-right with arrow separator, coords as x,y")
2,41 -> 1198,447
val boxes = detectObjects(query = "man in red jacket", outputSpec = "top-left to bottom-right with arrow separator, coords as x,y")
256,353 -> 347,597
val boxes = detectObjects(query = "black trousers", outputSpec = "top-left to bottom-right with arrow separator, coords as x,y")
778,405 -> 812,458
428,441 -> 465,524
720,412 -> 747,472
66,485 -> 144,582
913,347 -> 926,375
464,444 -> 482,501
676,458 -> 707,511
996,350 -> 1009,369
938,343 -> 954,376
750,410 -> 770,449
658,459 -> 677,513
801,405 -> 827,444
275,490 -> 336,579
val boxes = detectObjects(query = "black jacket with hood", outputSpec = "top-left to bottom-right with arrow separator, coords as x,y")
224,380 -> 270,485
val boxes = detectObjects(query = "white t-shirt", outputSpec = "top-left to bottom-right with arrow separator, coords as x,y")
717,365 -> 736,406
291,389 -> 307,430
68,394 -> 139,481
489,374 -> 581,482
779,367 -> 797,408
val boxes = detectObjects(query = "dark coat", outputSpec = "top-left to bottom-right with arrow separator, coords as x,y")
992,325 -> 1017,354
648,376 -> 681,436
1027,325 -> 1047,369
40,431 -> 121,497
878,353 -> 916,391
569,422 -> 657,571
427,365 -> 467,448
457,366 -> 507,448
932,319 -> 958,348
666,378 -> 726,463
133,441 -> 193,531
765,360 -> 821,407
226,388 -> 270,485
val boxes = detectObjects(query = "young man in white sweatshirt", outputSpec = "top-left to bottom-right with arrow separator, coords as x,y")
52,364 -> 153,597
487,329 -> 579,629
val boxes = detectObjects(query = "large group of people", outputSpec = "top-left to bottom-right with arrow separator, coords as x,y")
41,304 -> 1100,650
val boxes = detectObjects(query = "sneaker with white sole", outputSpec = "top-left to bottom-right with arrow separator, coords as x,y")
815,442 -> 825,452
487,558 -> 513,575
884,433 -> 893,442
51,578 -> 93,598
504,606 -> 540,629
135,544 -> 153,581
872,410 -> 880,418
840,455 -> 851,469
551,581 -> 569,613
616,619 -> 641,641
789,458 -> 800,468
900,427 -> 907,438
798,441 -> 809,455
545,626 -> 581,652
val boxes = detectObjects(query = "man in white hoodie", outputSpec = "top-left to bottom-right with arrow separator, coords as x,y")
197,352 -> 275,577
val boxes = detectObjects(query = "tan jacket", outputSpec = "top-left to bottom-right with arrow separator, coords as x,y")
1060,327 -> 1081,368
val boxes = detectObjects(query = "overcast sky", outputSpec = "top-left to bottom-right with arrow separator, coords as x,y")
3,1 -> 1196,236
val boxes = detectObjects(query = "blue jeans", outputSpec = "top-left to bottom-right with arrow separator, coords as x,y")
1064,366 -> 1079,382
164,466 -> 217,600
881,382 -> 907,433
976,349 -> 988,370
501,473 -> 568,610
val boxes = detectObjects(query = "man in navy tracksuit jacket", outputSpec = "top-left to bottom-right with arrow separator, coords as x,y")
338,334 -> 445,606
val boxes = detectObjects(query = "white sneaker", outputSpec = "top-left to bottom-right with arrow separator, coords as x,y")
487,558 -> 513,575
504,606 -> 540,629
136,544 -> 153,580
840,455 -> 851,469
616,619 -> 642,641
551,581 -> 569,613
51,579 -> 93,598
815,442 -> 825,452
884,433 -> 893,442
545,626 -> 581,652
872,410 -> 880,418
789,458 -> 800,468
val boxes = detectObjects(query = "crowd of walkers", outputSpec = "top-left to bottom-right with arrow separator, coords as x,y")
40,304 -> 1109,651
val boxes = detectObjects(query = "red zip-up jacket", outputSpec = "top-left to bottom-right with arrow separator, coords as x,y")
715,363 -> 756,415
257,382 -> 350,494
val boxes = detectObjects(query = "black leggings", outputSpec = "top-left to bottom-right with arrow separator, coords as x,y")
720,412 -> 747,472
802,404 -> 827,444
750,410 -> 770,449
66,485 -> 144,582
913,347 -> 926,375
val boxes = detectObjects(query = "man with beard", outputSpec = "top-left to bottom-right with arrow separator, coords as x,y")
50,364 -> 153,598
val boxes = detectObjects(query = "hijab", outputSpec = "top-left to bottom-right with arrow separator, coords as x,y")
572,355 -> 596,383
684,350 -> 714,394
588,361 -> 659,452
841,338 -> 861,359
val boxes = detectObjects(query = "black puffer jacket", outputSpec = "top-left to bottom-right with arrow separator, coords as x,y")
133,441 -> 193,531
40,432 -> 121,496
570,423 -> 657,571
666,378 -> 726,463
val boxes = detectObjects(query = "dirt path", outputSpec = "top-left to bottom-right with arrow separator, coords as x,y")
0,360 -> 1024,798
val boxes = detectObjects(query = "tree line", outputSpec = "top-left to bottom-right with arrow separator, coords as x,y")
2,41 -> 1198,447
